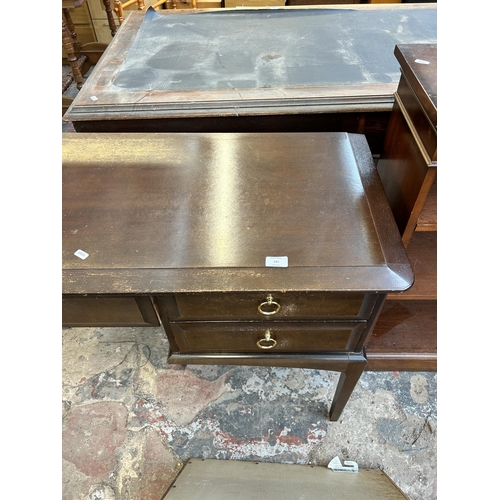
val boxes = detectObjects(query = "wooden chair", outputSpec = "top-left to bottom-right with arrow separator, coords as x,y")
62,0 -> 117,116
114,0 -> 145,25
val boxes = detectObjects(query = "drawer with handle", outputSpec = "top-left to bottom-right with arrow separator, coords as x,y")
169,321 -> 366,354
164,292 -> 377,322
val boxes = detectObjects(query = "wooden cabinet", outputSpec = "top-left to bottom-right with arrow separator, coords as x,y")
62,132 -> 412,420
366,43 -> 437,371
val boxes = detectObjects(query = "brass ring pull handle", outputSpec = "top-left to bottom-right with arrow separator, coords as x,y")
256,330 -> 277,350
257,294 -> 281,316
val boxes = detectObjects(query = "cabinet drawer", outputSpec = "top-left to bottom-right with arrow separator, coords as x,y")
62,295 -> 159,327
165,292 -> 375,321
170,321 -> 366,353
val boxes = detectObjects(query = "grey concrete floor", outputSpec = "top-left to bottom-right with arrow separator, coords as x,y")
62,325 -> 437,500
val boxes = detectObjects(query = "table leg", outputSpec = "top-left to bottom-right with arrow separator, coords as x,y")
329,353 -> 367,421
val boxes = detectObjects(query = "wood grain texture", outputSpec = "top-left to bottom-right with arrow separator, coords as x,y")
170,321 -> 365,353
167,291 -> 373,321
62,295 -> 160,326
366,300 -> 437,371
416,179 -> 437,231
163,459 -> 410,499
388,232 -> 436,300
62,132 -> 412,294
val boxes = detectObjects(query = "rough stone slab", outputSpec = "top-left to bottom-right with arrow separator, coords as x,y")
62,326 -> 436,500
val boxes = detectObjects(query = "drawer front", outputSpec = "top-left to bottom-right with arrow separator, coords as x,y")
62,295 -> 159,327
166,292 -> 375,321
171,321 -> 366,353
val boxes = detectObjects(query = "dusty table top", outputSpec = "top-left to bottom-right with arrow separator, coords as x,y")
64,5 -> 437,122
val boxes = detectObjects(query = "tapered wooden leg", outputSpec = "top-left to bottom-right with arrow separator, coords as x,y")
329,353 -> 367,421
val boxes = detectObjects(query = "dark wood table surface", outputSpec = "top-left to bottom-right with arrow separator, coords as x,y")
62,132 -> 413,294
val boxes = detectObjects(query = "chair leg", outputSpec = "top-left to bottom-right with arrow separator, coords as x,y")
62,8 -> 82,53
62,16 -> 86,90
102,0 -> 118,36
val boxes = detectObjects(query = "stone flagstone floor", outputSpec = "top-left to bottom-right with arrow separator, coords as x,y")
62,325 -> 437,500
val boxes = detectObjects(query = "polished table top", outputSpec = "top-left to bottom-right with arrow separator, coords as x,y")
62,132 -> 413,294
64,5 -> 437,123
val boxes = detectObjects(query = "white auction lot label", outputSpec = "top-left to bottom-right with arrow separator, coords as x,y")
265,256 -> 288,268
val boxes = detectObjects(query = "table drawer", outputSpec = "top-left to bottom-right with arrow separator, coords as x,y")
62,295 -> 160,327
170,321 -> 366,353
165,292 -> 376,321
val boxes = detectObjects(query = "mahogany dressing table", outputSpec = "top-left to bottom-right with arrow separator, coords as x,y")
62,132 -> 413,420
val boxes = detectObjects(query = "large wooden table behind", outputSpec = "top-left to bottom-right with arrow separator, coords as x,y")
63,4 -> 437,154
